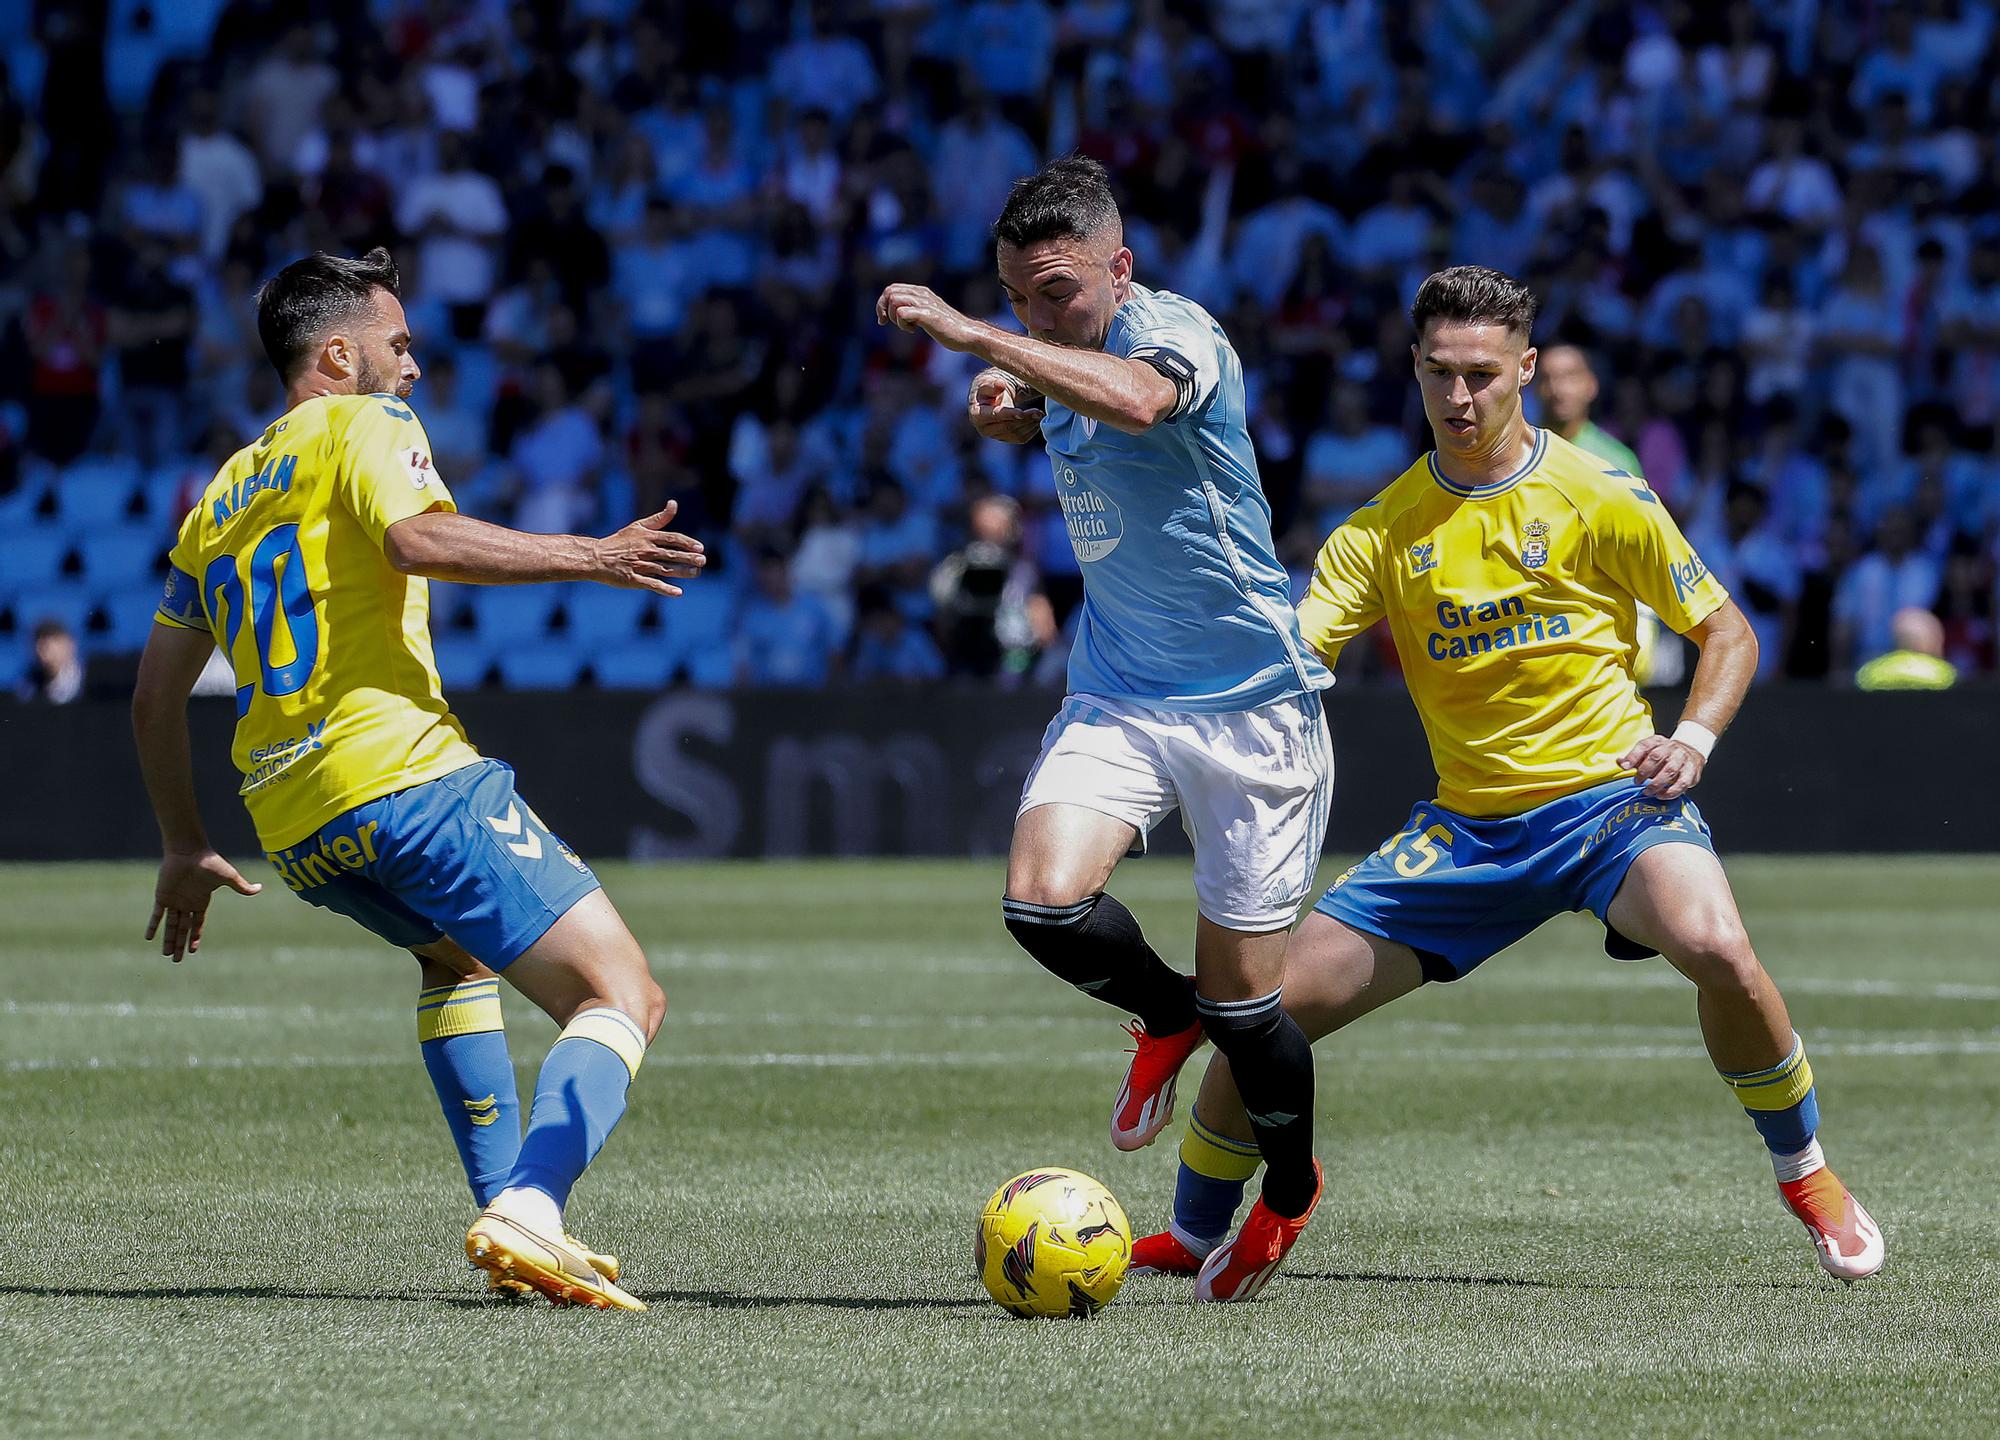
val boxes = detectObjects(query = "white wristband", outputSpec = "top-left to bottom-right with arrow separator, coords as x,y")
1671,721 -> 1717,760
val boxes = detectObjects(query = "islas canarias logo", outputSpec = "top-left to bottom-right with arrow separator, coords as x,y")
1054,461 -> 1123,562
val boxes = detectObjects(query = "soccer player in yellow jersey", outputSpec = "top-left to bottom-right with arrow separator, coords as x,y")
131,248 -> 709,1310
1138,267 -> 1883,1292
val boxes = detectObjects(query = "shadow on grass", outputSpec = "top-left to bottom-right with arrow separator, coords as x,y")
644,1288 -> 988,1311
1285,1270 -> 1820,1292
0,1283 -> 489,1306
0,1282 -> 990,1312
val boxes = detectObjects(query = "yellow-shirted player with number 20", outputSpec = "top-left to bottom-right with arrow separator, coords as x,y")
1134,267 -> 1884,1292
133,248 -> 709,1310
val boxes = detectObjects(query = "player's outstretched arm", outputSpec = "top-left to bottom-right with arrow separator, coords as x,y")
383,500 -> 707,596
876,284 -> 1178,434
132,623 -> 264,961
1621,599 -> 1759,801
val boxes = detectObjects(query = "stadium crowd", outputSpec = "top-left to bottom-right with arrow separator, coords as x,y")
2,0 -> 1997,696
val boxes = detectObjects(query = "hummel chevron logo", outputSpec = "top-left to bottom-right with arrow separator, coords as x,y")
486,805 -> 543,859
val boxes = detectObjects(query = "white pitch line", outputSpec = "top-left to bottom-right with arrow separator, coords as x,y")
9,1034 -> 2000,1075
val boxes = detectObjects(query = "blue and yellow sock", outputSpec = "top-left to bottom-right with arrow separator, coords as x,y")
1170,1106 -> 1264,1252
1719,1032 -> 1820,1159
504,1007 -> 649,1210
417,978 -> 521,1206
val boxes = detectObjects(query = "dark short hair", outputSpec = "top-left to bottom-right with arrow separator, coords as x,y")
993,154 -> 1120,249
1410,265 -> 1538,342
255,247 -> 402,382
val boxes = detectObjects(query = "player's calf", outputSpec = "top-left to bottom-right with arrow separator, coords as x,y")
1194,987 -> 1316,1219
1001,891 -> 1199,1038
474,896 -> 663,1296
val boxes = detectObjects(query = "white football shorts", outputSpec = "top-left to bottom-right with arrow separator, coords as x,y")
1017,690 -> 1334,931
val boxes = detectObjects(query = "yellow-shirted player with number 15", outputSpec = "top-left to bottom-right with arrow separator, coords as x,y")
1135,267 -> 1884,1293
132,247 -> 709,1309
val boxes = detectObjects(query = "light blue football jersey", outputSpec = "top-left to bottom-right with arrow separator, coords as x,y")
1038,283 -> 1331,711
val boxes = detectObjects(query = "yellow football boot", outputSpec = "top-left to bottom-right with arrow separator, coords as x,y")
467,1203 -> 645,1311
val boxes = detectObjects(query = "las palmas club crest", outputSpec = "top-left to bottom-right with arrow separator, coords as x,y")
1521,518 -> 1551,569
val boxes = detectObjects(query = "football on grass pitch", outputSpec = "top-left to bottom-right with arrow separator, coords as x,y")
975,1168 -> 1131,1318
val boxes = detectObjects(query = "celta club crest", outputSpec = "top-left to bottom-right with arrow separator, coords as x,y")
1521,518 -> 1550,569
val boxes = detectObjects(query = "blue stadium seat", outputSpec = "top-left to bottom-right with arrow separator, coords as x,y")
495,643 -> 584,690
0,470 -> 48,530
142,462 -> 207,523
660,585 -> 735,646
426,581 -> 478,632
54,458 -> 142,531
592,640 -> 673,690
682,645 -> 736,689
16,584 -> 97,637
472,586 -> 560,641
432,635 -> 493,691
0,632 -> 27,686
78,527 -> 167,588
566,584 -> 655,644
100,585 -> 169,652
450,345 -> 500,413
5,529 -> 74,592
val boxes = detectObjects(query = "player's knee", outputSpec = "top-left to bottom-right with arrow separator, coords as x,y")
1195,989 -> 1286,1058
634,975 -> 667,1041
1001,867 -> 1099,910
1670,917 -> 1760,996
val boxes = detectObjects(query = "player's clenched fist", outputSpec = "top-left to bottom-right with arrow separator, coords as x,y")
876,283 -> 987,352
591,498 -> 708,596
968,367 -> 1045,444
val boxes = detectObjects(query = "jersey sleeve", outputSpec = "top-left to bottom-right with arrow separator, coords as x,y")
1118,312 -> 1221,424
1589,482 -> 1728,634
334,398 -> 455,547
1296,520 -> 1387,668
156,512 -> 211,632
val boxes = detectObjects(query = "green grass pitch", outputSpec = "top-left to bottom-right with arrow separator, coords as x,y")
3,856 -> 1998,1438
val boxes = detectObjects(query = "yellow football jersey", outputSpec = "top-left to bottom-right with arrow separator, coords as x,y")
156,392 -> 481,849
1297,427 -> 1728,817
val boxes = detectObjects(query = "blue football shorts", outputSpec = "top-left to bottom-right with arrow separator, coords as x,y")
1313,777 -> 1716,982
263,759 -> 601,969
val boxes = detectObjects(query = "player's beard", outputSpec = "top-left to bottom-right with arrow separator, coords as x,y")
353,354 -> 411,399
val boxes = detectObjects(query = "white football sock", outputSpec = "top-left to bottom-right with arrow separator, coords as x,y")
493,1184 -> 563,1235
1773,1138 -> 1825,1184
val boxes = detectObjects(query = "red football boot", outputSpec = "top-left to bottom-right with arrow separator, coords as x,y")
1778,1166 -> 1884,1281
1194,1161 -> 1322,1302
1110,1019 -> 1205,1151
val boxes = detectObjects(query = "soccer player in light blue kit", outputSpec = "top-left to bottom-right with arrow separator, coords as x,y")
878,156 -> 1335,1300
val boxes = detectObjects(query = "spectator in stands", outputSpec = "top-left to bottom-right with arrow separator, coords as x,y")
792,488 -> 863,638
1302,385 -> 1408,532
735,550 -> 843,688
176,89 -> 261,261
24,246 -> 106,464
240,25 -> 338,176
510,364 -> 604,535
857,479 -> 940,620
1833,508 -> 1943,668
108,238 -> 196,468
19,620 -> 83,704
849,583 -> 946,683
4,0 -> 1997,692
1855,606 -> 1958,690
930,494 -> 1053,679
395,130 -> 508,338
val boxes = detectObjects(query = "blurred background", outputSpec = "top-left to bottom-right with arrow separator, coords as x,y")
0,0 -> 1995,707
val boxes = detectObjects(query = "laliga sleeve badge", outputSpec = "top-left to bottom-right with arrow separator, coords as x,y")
403,447 -> 434,490
1521,518 -> 1550,569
